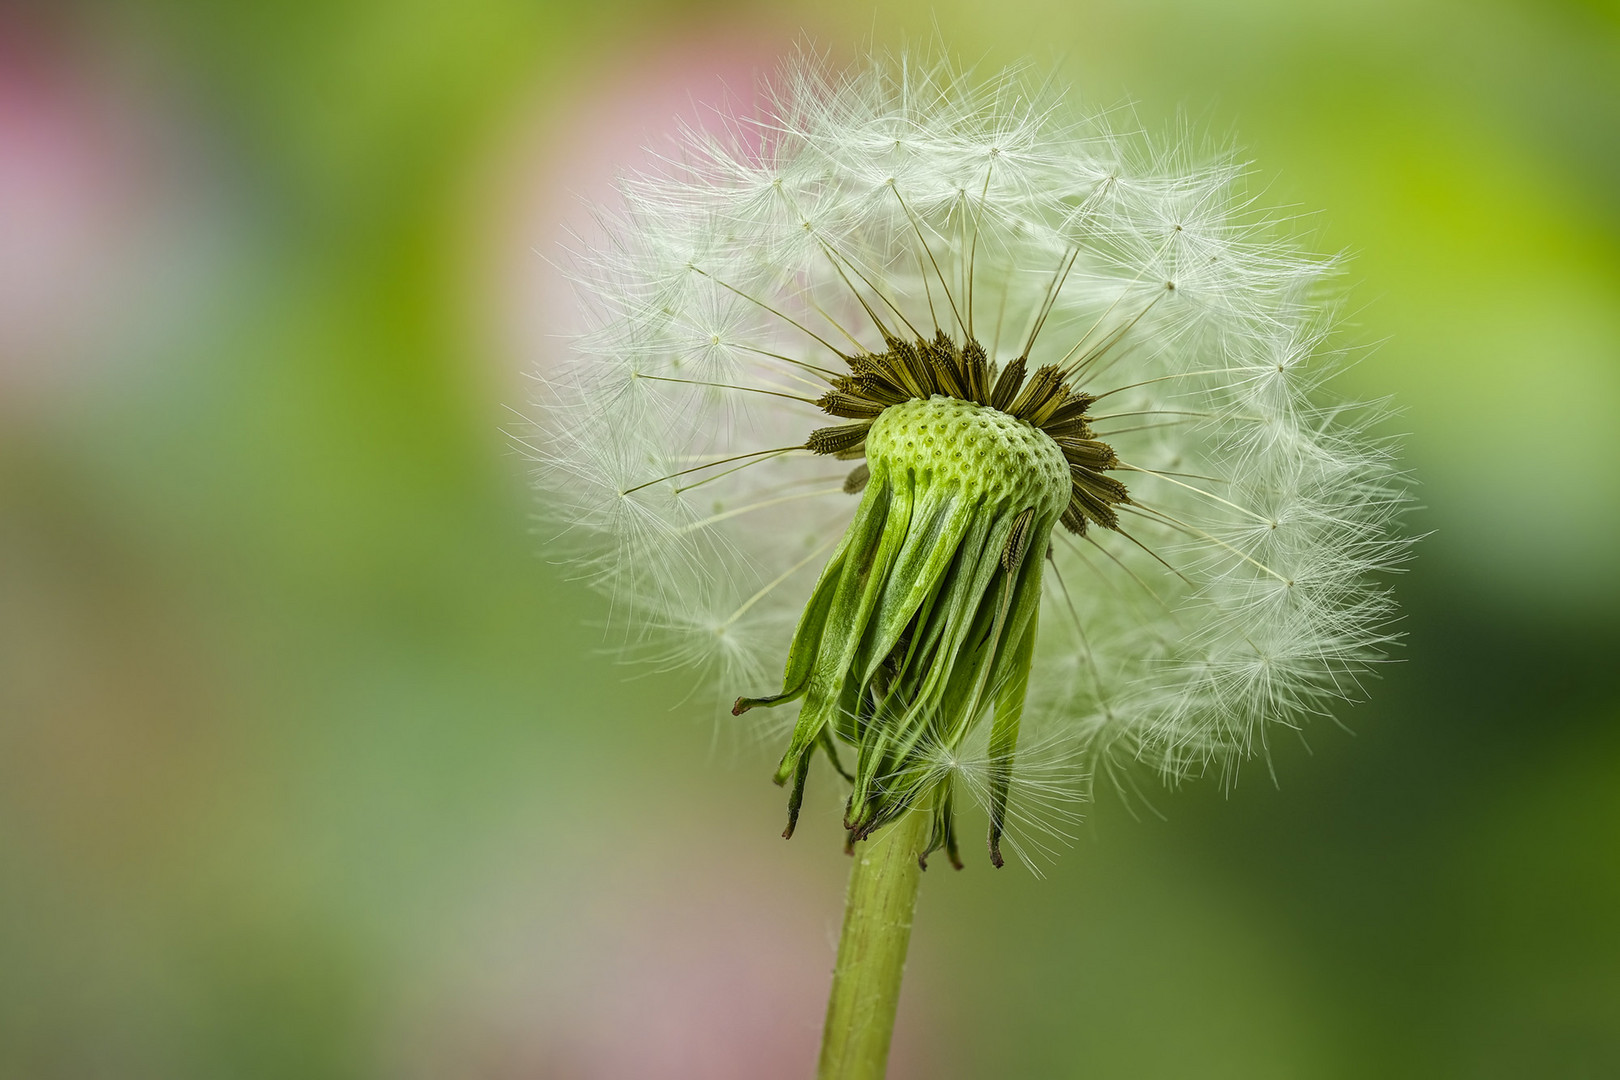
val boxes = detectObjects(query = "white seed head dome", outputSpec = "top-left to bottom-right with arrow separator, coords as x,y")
531,50 -> 1410,861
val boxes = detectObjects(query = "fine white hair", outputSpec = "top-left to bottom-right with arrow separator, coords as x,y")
531,49 -> 1411,807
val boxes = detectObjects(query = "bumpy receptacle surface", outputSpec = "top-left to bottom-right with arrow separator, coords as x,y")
864,395 -> 1070,516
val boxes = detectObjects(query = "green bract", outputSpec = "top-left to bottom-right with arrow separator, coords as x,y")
738,395 -> 1071,868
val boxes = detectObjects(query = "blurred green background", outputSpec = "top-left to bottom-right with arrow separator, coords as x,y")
2,0 -> 1616,1076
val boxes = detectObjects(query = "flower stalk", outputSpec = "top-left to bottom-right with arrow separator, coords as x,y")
818,805 -> 932,1080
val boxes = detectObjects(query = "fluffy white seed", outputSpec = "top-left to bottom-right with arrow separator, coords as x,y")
531,50 -> 1410,807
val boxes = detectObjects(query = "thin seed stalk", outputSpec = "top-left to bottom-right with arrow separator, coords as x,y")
817,806 -> 932,1080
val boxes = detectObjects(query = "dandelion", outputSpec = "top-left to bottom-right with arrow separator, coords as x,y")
531,49 -> 1409,1079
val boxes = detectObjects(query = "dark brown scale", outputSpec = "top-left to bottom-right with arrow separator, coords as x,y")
854,376 -> 908,406
924,333 -> 966,399
882,336 -> 931,399
817,390 -> 888,419
1060,501 -> 1089,536
1005,364 -> 1066,420
1044,394 -> 1098,428
884,335 -> 922,370
850,354 -> 912,401
847,354 -> 898,383
900,343 -> 937,398
1040,417 -> 1096,441
1070,467 -> 1130,504
1056,439 -> 1118,471
989,355 -> 1026,411
806,422 -> 873,456
1029,391 -> 1076,427
1001,507 -> 1037,573
814,333 -> 1130,536
1071,488 -> 1122,531
961,339 -> 990,405
1068,469 -> 1130,531
1025,377 -> 1080,426
845,355 -> 881,378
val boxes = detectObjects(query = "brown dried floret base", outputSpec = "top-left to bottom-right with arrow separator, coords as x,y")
804,330 -> 1130,536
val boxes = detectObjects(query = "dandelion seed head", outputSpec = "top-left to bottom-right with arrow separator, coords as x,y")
529,49 -> 1411,861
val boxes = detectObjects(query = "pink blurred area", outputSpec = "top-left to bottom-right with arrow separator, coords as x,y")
470,22 -> 827,390
0,8 -> 195,419
390,856 -> 933,1079
0,3 -> 230,909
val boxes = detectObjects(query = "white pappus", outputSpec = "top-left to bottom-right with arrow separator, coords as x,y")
529,50 -> 1411,868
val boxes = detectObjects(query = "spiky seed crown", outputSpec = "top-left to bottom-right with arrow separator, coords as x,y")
807,330 -> 1129,535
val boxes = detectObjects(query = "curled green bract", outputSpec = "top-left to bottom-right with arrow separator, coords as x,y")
737,396 -> 1070,867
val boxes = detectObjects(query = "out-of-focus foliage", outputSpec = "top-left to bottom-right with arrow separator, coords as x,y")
1,1 -> 1615,1077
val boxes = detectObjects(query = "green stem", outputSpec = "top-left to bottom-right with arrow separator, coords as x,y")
817,806 -> 931,1080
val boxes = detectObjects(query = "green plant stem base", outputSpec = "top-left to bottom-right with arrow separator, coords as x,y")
817,807 -> 932,1080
